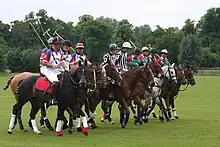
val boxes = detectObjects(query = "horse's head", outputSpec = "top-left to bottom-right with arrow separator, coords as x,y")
173,63 -> 187,85
143,64 -> 155,92
148,60 -> 164,78
184,65 -> 196,86
162,64 -> 177,83
103,63 -> 122,85
75,64 -> 87,88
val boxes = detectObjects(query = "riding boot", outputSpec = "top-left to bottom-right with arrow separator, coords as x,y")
49,82 -> 59,105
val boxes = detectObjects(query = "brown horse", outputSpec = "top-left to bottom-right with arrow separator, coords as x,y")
87,62 -> 155,128
3,72 -> 44,131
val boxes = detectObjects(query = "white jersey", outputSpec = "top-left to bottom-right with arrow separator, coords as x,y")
42,49 -> 63,75
62,52 -> 73,70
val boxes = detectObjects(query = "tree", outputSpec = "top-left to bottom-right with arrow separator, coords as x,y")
178,34 -> 202,68
182,19 -> 196,35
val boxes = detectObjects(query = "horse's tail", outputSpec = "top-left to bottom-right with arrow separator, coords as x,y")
2,76 -> 15,91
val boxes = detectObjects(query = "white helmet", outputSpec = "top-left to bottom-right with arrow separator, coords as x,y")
47,37 -> 54,44
122,42 -> 132,49
142,46 -> 150,51
161,49 -> 168,54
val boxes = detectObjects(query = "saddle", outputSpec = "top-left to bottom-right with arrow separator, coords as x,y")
35,77 -> 52,94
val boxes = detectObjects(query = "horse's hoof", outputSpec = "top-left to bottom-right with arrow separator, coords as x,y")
159,116 -> 164,123
41,125 -> 45,128
91,123 -> 98,129
37,132 -> 42,135
166,118 -> 170,122
134,120 -> 137,125
56,131 -> 63,136
77,127 -> 82,132
68,130 -> 73,134
48,127 -> 54,131
152,113 -> 157,118
171,117 -> 175,120
100,118 -> 104,122
83,132 -> 88,136
111,121 -> 115,124
62,124 -> 68,130
8,131 -> 12,134
23,129 -> 28,132
121,124 -> 126,128
175,116 -> 179,119
144,118 -> 148,123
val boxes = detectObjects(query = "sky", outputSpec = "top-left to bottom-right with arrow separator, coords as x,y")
0,0 -> 219,29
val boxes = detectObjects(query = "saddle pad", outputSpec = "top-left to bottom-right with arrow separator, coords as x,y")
35,77 -> 52,94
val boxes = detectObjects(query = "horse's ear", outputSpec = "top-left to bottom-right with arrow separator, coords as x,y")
171,63 -> 175,68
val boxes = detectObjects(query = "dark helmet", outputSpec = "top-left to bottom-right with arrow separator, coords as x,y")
109,43 -> 119,50
63,40 -> 72,47
52,37 -> 60,44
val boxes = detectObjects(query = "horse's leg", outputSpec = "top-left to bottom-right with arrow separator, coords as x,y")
65,107 -> 73,134
133,97 -> 145,125
77,105 -> 88,136
170,96 -> 179,119
164,94 -> 171,122
106,101 -> 115,124
101,100 -> 108,122
8,103 -> 20,134
117,97 -> 130,128
17,107 -> 24,131
40,102 -> 49,128
56,106 -> 65,136
29,101 -> 42,135
154,97 -> 166,122
40,103 -> 54,131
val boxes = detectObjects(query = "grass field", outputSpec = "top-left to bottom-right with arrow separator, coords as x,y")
0,74 -> 220,147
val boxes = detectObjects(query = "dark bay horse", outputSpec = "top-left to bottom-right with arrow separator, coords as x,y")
169,65 -> 196,119
7,66 -> 86,135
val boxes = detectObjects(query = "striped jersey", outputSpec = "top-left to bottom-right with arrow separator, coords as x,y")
116,51 -> 128,69
103,52 -> 117,66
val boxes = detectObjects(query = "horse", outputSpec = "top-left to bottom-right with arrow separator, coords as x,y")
2,72 -> 60,131
87,62 -> 155,128
145,64 -> 177,122
168,65 -> 196,119
7,65 -> 86,135
52,64 -> 91,136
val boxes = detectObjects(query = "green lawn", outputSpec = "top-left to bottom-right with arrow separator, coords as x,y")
0,75 -> 219,147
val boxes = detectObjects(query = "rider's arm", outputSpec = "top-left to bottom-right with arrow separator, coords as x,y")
41,50 -> 57,68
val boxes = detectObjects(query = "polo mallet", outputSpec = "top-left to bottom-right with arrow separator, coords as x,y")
53,30 -> 76,53
25,17 -> 47,48
43,29 -> 51,38
129,40 -> 137,51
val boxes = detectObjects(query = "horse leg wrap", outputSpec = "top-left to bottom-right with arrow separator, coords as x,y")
82,117 -> 88,128
8,114 -> 16,133
31,119 -> 41,134
76,117 -> 81,128
56,120 -> 63,132
172,108 -> 177,116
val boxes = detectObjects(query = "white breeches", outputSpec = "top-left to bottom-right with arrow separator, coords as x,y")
45,70 -> 60,83
40,66 -> 47,75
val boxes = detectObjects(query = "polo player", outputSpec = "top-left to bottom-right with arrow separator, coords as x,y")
157,49 -> 170,67
40,37 -> 54,76
41,37 -> 66,105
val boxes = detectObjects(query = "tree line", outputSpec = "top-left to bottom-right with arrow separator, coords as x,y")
0,8 -> 220,72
